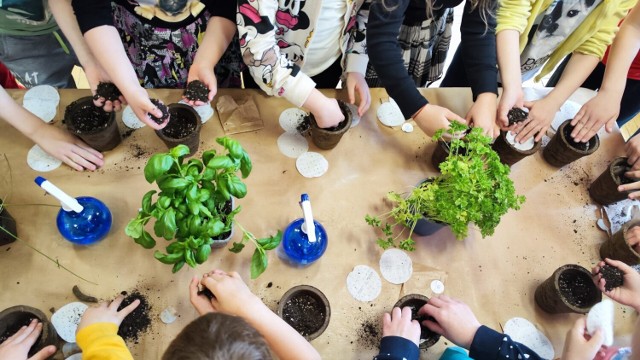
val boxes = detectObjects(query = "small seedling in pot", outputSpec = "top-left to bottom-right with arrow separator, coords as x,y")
93,82 -> 122,102
149,99 -> 170,125
184,80 -> 210,103
507,107 -> 528,126
599,264 -> 624,292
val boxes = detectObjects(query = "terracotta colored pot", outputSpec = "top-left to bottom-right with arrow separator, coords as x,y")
65,96 -> 121,151
543,120 -> 599,167
0,306 -> 57,356
394,294 -> 440,350
155,104 -> 202,155
492,131 -> 541,166
309,100 -> 352,150
534,264 -> 601,314
277,285 -> 330,341
589,157 -> 633,205
600,219 -> 640,265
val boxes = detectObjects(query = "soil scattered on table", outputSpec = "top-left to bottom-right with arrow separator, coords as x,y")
356,317 -> 380,350
160,108 -> 196,139
94,82 -> 122,102
183,80 -> 209,103
282,291 -> 327,337
559,270 -> 599,308
66,103 -> 111,133
507,107 -> 528,125
117,291 -> 152,343
600,264 -> 624,292
149,99 -> 169,125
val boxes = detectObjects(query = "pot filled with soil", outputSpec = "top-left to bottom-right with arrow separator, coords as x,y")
210,199 -> 234,249
155,103 -> 202,155
393,294 -> 440,350
183,80 -> 209,103
589,157 -> 635,205
277,285 -> 330,341
64,96 -> 121,151
0,201 -> 17,246
0,306 -> 57,355
308,100 -> 352,150
534,264 -> 601,314
542,120 -> 599,167
492,131 -> 541,166
600,219 -> 640,265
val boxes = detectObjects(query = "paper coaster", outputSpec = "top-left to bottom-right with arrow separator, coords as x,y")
505,131 -> 535,151
587,299 -> 614,346
346,103 -> 361,128
296,152 -> 328,178
379,249 -> 413,284
377,99 -> 405,127
22,85 -> 60,123
279,108 -> 308,133
122,105 -> 146,129
277,132 -> 309,158
430,280 -> 445,294
503,317 -> 554,359
178,100 -> 214,123
347,265 -> 382,302
27,145 -> 62,172
51,302 -> 88,343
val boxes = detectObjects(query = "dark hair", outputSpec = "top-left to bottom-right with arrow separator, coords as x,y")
380,0 -> 494,28
162,313 -> 273,360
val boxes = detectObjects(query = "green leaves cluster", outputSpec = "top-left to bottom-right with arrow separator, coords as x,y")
367,121 -> 525,247
230,228 -> 282,279
125,138 -> 277,277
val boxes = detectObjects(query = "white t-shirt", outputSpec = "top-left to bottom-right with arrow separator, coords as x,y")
302,0 -> 346,77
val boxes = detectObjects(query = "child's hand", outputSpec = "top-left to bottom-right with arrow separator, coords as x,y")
561,317 -> 603,360
466,92 -> 499,139
625,135 -> 640,170
497,86 -> 524,128
184,65 -> 217,106
0,319 -> 56,360
382,307 -> 421,346
570,90 -> 620,143
418,295 -> 480,349
77,294 -> 140,333
593,258 -> 640,311
87,64 -> 126,112
198,270 -> 264,318
346,72 -> 371,116
312,97 -> 345,128
189,275 -> 215,315
414,104 -> 466,137
30,122 -> 104,171
515,97 -> 560,143
125,87 -> 167,130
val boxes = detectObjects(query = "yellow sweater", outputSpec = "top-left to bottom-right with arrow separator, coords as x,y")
496,0 -> 637,80
76,323 -> 134,360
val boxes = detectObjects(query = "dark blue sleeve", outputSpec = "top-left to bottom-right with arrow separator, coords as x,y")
469,326 -> 544,360
459,0 -> 498,99
367,0 -> 428,119
373,336 -> 420,360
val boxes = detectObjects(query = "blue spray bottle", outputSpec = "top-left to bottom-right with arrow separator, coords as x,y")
281,194 -> 328,265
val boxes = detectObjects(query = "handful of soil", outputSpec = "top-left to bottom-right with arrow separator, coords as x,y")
507,107 -> 528,126
65,102 -> 111,133
183,80 -> 209,103
599,264 -> 624,292
197,287 -> 215,300
149,99 -> 170,125
93,82 -> 122,102
117,291 -> 152,343
563,122 -> 590,151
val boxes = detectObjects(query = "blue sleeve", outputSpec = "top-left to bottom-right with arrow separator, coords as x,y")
367,0 -> 428,119
469,326 -> 544,360
373,336 -> 420,360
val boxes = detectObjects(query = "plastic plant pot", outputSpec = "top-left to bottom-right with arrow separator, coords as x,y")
534,264 -> 602,314
589,157 -> 633,205
309,100 -> 352,150
64,96 -> 121,151
542,120 -> 599,167
600,219 -> 640,265
155,104 -> 202,155
393,294 -> 441,350
0,306 -> 57,356
277,285 -> 330,341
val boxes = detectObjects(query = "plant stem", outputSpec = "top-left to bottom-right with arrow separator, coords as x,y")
0,226 -> 97,285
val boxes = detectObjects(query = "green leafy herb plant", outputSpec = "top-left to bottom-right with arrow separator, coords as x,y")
125,138 -> 281,278
366,121 -> 525,250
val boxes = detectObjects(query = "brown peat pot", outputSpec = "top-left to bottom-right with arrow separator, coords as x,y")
309,100 -> 352,150
394,294 -> 440,350
534,264 -> 601,314
65,96 -> 121,151
277,285 -> 330,341
589,157 -> 634,205
543,120 -> 599,167
0,306 -> 57,356
155,104 -> 202,155
600,219 -> 640,265
431,140 -> 450,171
0,201 -> 17,246
492,131 -> 541,166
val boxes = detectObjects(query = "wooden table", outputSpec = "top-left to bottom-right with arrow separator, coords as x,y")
0,87 -> 636,359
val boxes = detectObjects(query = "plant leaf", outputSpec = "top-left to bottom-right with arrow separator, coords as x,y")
240,153 -> 252,178
250,247 -> 267,279
229,241 -> 245,253
154,250 -> 183,264
195,244 -> 211,264
226,175 -> 247,199
255,230 -> 282,251
134,230 -> 156,249
144,153 -> 173,183
185,249 -> 197,268
141,190 -> 156,214
170,145 -> 190,158
172,260 -> 186,273
125,218 -> 143,239
206,156 -> 233,170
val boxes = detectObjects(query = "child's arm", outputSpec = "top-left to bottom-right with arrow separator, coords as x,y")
560,318 -> 604,360
571,5 -> 640,143
76,294 -> 139,360
0,319 -> 56,360
373,307 -> 420,360
592,258 -> 640,312
0,86 -> 104,171
191,270 -> 321,360
344,1 -> 371,116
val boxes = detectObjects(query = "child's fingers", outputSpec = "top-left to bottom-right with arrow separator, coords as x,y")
118,299 -> 140,320
23,322 -> 43,347
7,321 -> 35,344
28,345 -> 57,360
108,294 -> 126,311
422,318 -> 444,335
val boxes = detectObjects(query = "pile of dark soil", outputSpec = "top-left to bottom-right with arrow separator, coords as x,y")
184,80 -> 209,103
507,107 -> 528,125
94,82 -> 122,102
563,123 -> 590,151
117,291 -> 152,344
282,291 -> 326,336
356,318 -> 380,350
600,264 -> 624,292
559,270 -> 598,307
67,104 -> 111,133
149,99 -> 169,125
160,108 -> 196,139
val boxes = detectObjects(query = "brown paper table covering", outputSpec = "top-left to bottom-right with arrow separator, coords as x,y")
0,88 -> 636,359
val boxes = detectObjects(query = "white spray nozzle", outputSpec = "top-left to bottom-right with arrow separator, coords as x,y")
300,193 -> 316,243
35,176 -> 83,213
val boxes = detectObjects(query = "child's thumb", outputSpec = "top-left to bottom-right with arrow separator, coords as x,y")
589,328 -> 604,347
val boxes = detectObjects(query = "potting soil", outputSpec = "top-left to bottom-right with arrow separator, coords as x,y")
399,298 -> 440,347
0,315 -> 38,344
282,291 -> 326,336
612,163 -> 634,185
69,104 -> 111,133
562,123 -> 590,151
600,264 -> 624,292
184,80 -> 209,103
161,109 -> 196,139
558,271 -> 598,308
149,99 -> 169,125
117,291 -> 152,343
507,108 -> 528,125
94,82 -> 122,102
